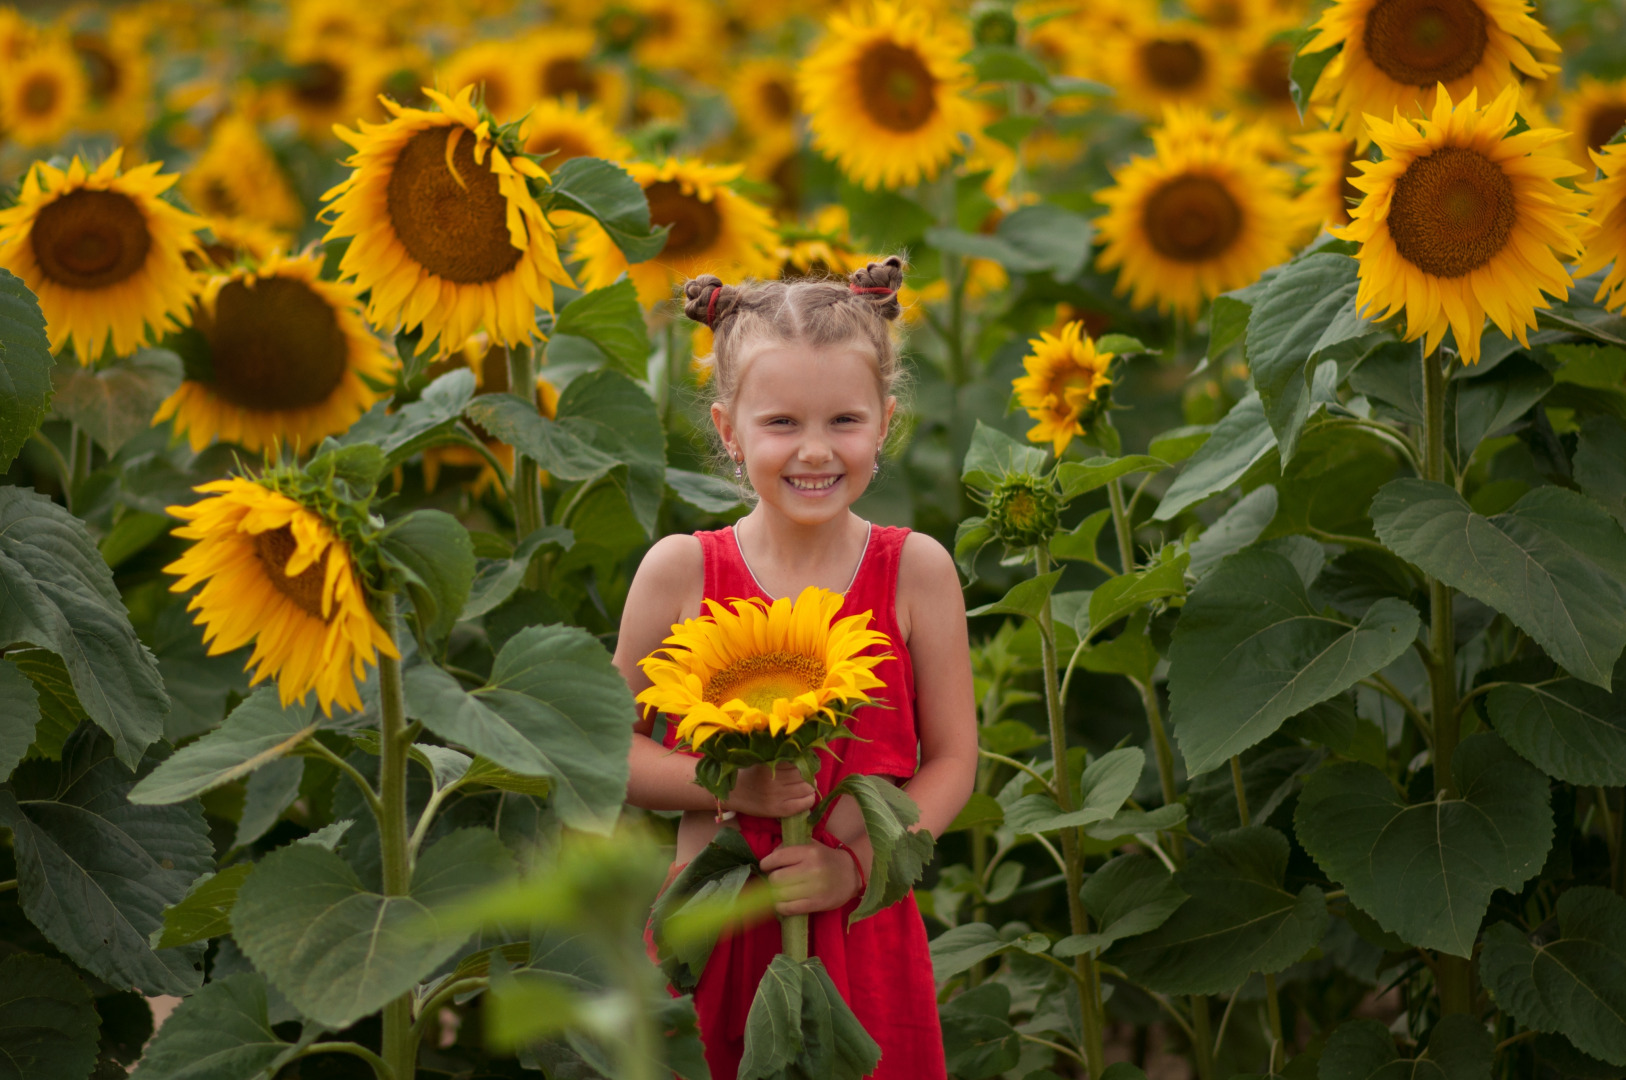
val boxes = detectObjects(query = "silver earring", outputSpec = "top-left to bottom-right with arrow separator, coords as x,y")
873,447 -> 882,476
734,458 -> 743,480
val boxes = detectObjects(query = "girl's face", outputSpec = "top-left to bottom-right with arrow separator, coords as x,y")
712,338 -> 895,527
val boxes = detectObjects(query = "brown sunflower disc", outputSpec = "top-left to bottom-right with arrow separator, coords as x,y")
705,651 -> 829,709
19,71 -> 64,120
541,56 -> 597,100
253,524 -> 330,618
293,60 -> 346,106
760,79 -> 795,123
1247,42 -> 1294,105
1388,145 -> 1515,277
1143,174 -> 1244,262
72,33 -> 121,100
386,126 -> 523,284
526,128 -> 595,163
1140,38 -> 1208,92
857,41 -> 938,132
1363,0 -> 1488,87
203,276 -> 349,410
30,189 -> 152,289
645,180 -> 723,259
1586,104 -> 1626,153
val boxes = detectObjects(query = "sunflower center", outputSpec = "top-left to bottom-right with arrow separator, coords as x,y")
645,180 -> 722,259
1143,174 -> 1242,262
386,126 -> 523,284
293,60 -> 346,107
770,151 -> 802,215
469,73 -> 507,116
761,79 -> 794,122
1247,42 -> 1293,104
30,189 -> 152,290
1586,105 -> 1626,153
253,525 -> 330,619
856,41 -> 937,132
1363,0 -> 1488,86
1388,145 -> 1515,277
542,57 -> 597,100
73,35 -> 121,99
704,652 -> 827,711
526,129 -> 593,162
202,178 -> 237,217
1139,38 -> 1206,92
202,276 -> 349,410
21,73 -> 61,117
1203,0 -> 1243,28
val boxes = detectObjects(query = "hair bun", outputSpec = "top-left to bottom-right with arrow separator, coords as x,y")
681,275 -> 739,328
848,256 -> 906,322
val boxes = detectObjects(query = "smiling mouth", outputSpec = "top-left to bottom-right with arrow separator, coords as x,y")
787,475 -> 842,491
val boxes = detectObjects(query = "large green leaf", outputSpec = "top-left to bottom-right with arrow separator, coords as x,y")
1320,1015 -> 1494,1080
465,392 -> 621,482
666,467 -> 747,514
544,156 -> 667,263
1154,392 -> 1275,520
146,601 -> 250,743
233,756 -> 304,849
1486,673 -> 1626,786
551,278 -> 653,378
50,349 -> 182,455
129,687 -> 317,805
1187,485 -> 1278,580
939,983 -> 1022,1080
1576,415 -> 1626,530
0,487 -> 168,769
379,509 -> 475,647
0,268 -> 53,472
152,864 -> 254,949
461,526 -> 574,621
1104,827 -> 1326,995
1053,853 -> 1187,958
1087,550 -> 1187,634
127,972 -> 297,1080
1004,747 -> 1144,834
1167,547 -> 1419,776
929,922 -> 1051,981
1056,455 -> 1166,502
7,649 -> 83,761
1480,887 -> 1626,1067
1294,733 -> 1552,957
403,624 -> 633,833
965,570 -> 1063,622
738,954 -> 880,1080
0,953 -> 100,1080
341,368 -> 476,468
823,773 -> 935,921
0,657 -> 41,781
1447,356 -> 1552,468
1372,479 -> 1626,688
555,368 -> 667,536
232,828 -> 513,1028
650,828 -> 759,992
961,421 -> 1050,491
0,726 -> 213,994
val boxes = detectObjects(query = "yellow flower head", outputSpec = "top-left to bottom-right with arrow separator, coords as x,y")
1293,127 -> 1366,229
522,27 -> 628,122
518,97 -> 629,166
321,85 -> 574,356
438,40 -> 529,123
165,477 -> 399,716
1576,143 -> 1626,315
637,586 -> 891,749
1098,17 -> 1238,118
0,150 -> 204,363
1013,322 -> 1114,456
1558,76 -> 1626,174
183,113 -> 304,230
733,58 -> 800,137
0,33 -> 87,147
1336,84 -> 1585,363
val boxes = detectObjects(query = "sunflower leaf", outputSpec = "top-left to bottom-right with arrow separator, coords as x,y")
466,392 -> 621,482
0,268 -> 54,472
1287,32 -> 1339,120
650,828 -> 760,992
553,279 -> 652,378
129,686 -> 319,805
0,953 -> 101,1080
1487,667 -> 1626,786
152,864 -> 255,950
1320,1015 -> 1493,1080
739,955 -> 880,1080
1153,391 -> 1276,520
823,773 -> 935,922
49,348 -> 181,455
544,157 -> 668,264
0,656 -> 41,782
126,972 -> 308,1080
962,421 -> 1051,491
555,369 -> 667,537
380,509 -> 476,649
1056,455 -> 1167,502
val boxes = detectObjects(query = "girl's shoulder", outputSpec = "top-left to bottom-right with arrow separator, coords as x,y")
627,532 -> 705,619
893,530 -> 962,636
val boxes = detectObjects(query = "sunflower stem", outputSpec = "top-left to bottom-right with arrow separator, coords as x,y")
1232,758 -> 1287,1069
505,343 -> 545,586
1107,477 -> 1136,575
1035,546 -> 1106,1079
376,600 -> 418,1080
779,809 -> 812,962
1190,993 -> 1216,1080
68,423 -> 93,498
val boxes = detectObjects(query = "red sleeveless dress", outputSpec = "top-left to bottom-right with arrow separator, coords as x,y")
657,524 -> 945,1080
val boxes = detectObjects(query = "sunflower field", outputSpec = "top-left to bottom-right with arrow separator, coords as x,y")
7,0 -> 1626,1077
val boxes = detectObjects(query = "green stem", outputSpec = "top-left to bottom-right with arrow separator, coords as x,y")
505,344 -> 544,587
1230,756 -> 1250,825
289,1042 -> 396,1080
0,879 -> 16,894
1018,1033 -> 1086,1066
68,423 -> 92,491
29,430 -> 72,500
376,604 -> 417,1080
304,739 -> 383,820
1134,676 -> 1182,865
411,977 -> 489,1043
779,809 -> 812,962
1190,994 -> 1216,1080
1107,477 -> 1136,575
945,252 -> 968,386
1232,756 -> 1287,1070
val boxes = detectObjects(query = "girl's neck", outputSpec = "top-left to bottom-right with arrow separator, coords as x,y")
734,508 -> 871,597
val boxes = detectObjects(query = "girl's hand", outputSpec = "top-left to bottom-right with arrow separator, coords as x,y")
723,761 -> 817,819
759,841 -> 862,916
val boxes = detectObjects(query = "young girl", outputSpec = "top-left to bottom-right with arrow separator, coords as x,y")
612,258 -> 978,1078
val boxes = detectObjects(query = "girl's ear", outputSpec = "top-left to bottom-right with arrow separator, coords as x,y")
711,401 -> 738,459
880,395 -> 897,441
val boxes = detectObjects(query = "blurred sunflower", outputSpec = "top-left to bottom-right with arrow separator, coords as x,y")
70,25 -> 150,142
575,158 -> 777,307
745,130 -> 805,216
0,35 -> 88,147
1099,18 -> 1236,117
190,216 -> 291,271
1294,128 -> 1366,228
287,0 -> 391,54
182,114 -> 304,230
776,205 -> 872,278
154,251 -> 392,453
732,58 -> 800,137
321,85 -> 574,355
439,41 -> 528,123
0,7 -> 36,62
273,47 -> 383,140
626,0 -> 718,77
1302,0 -> 1557,143
165,477 -> 398,716
1338,85 -> 1584,363
1559,76 -> 1626,173
1577,142 -> 1626,313
1013,322 -> 1114,455
524,28 -> 628,121
1188,0 -> 1271,34
519,97 -> 628,164
0,151 -> 203,362
1233,25 -> 1304,125
1095,110 -> 1297,318
799,2 -> 976,191
421,335 -> 560,495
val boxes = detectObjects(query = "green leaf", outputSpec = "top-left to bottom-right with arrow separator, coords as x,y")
979,719 -> 1045,756
8,649 -> 83,760
1539,290 -> 1626,347
995,203 -> 1093,282
1480,887 -> 1626,1068
1084,803 -> 1187,843
1054,853 -> 1188,957
1246,252 -> 1368,463
739,955 -> 880,1080
1371,479 -> 1626,688
940,982 -> 1021,1080
924,227 -> 1041,272
0,953 -> 99,1080
954,516 -> 995,580
961,421 -> 1050,491
945,790 -> 1005,832
1289,37 -> 1340,119
1294,733 -> 1552,957
1167,547 -> 1419,776
0,656 -> 41,780
402,624 -> 634,833
1448,356 -> 1552,468
824,773 -> 935,921
1576,416 -> 1626,529
969,44 -> 1050,84
50,349 -> 181,455
1049,511 -> 1111,569
545,157 -> 667,263
929,922 -> 1048,980
232,828 -> 513,1028
1208,295 -> 1252,361
966,570 -> 1063,622
666,467 -> 747,514
460,756 -> 553,796
1487,673 -> 1626,786
1104,826 -> 1327,995
1005,747 -> 1145,834
342,368 -> 476,469
0,726 -> 213,995
129,687 -> 317,805
1154,392 -> 1275,520
1057,455 -> 1167,502
147,601 -> 250,743
650,828 -> 759,992
1088,551 -> 1188,634
380,509 -> 476,647
127,972 -> 297,1080
465,392 -> 620,481
556,368 -> 667,537
552,278 -> 653,378
461,526 -> 574,621
1188,485 -> 1278,579
0,486 -> 168,769
1149,424 -> 1213,464
152,864 -> 254,949
0,268 -> 54,471
1319,1015 -> 1493,1080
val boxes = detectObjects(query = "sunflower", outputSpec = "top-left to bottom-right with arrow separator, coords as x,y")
1337,85 -> 1584,363
1559,77 -> 1626,173
1188,0 -> 1271,34
1013,321 -> 1114,456
0,35 -> 88,147
574,158 -> 778,307
636,586 -> 890,748
1294,127 -> 1366,228
191,216 -> 292,271
272,47 -> 383,140
799,1 -> 977,191
165,477 -> 398,716
1095,110 -> 1298,318
287,0 -> 391,54
776,205 -> 873,278
363,48 -> 435,118
744,130 -> 805,216
0,7 -> 36,62
321,85 -> 574,355
0,151 -> 204,363
70,26 -> 150,142
519,98 -> 629,165
153,251 -> 392,453
732,58 -> 800,136
1233,24 -> 1306,126
439,41 -> 529,123
523,28 -> 628,122
1571,144 -> 1626,314
1098,17 -> 1236,118
1301,0 -> 1558,143
627,0 -> 719,77
182,114 -> 304,230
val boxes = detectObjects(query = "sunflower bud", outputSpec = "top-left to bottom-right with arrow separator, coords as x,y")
986,475 -> 1060,549
971,2 -> 1018,46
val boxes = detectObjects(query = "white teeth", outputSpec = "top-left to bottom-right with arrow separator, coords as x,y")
788,476 -> 840,491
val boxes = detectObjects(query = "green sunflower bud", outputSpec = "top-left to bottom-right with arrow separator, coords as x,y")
971,2 -> 1019,46
986,475 -> 1060,549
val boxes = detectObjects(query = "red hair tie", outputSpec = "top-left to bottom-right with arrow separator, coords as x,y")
850,285 -> 895,296
705,286 -> 722,327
